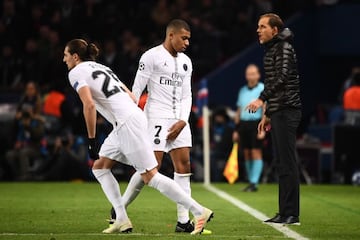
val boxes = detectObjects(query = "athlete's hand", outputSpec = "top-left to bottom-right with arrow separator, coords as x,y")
246,99 -> 264,113
167,120 -> 186,141
257,116 -> 271,136
257,129 -> 266,140
88,138 -> 99,160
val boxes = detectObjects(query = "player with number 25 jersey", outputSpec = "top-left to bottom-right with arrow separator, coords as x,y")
69,61 -> 139,128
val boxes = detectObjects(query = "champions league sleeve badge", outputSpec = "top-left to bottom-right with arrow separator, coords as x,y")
183,64 -> 188,71
139,62 -> 145,71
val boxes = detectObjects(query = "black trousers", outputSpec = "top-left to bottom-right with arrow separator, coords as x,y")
270,108 -> 301,217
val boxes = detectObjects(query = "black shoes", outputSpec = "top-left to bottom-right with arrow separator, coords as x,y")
242,184 -> 258,192
175,220 -> 195,233
264,213 -> 282,223
265,213 -> 300,225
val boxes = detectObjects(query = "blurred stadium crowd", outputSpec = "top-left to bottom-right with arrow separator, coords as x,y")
0,0 -> 314,91
0,0 -> 354,182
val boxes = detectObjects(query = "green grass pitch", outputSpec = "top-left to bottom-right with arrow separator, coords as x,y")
0,182 -> 359,240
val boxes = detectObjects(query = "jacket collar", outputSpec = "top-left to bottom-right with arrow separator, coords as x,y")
264,28 -> 294,49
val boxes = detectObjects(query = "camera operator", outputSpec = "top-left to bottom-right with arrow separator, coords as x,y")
36,131 -> 88,181
5,108 -> 45,180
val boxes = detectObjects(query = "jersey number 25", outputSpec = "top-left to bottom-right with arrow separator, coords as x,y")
92,70 -> 125,98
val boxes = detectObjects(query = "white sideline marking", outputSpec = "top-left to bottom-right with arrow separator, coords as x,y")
204,184 -> 309,240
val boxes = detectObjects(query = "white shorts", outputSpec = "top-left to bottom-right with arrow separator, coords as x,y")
99,111 -> 158,173
147,118 -> 192,152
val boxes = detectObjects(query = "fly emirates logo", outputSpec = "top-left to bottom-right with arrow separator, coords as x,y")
159,73 -> 183,87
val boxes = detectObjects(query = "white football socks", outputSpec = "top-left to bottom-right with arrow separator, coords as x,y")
122,171 -> 145,208
174,172 -> 191,223
92,169 -> 128,222
148,172 -> 203,217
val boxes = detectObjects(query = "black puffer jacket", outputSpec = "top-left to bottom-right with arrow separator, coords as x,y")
259,28 -> 301,116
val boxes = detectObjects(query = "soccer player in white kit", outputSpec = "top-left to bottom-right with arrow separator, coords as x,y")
63,39 -> 213,235
119,19 -> 197,233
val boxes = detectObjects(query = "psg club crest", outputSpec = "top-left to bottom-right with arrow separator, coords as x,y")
183,64 -> 188,71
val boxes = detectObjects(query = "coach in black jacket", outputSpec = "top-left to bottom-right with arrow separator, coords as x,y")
247,13 -> 302,225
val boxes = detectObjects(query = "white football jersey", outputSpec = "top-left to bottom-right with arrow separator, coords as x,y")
68,61 -> 139,127
132,44 -> 192,121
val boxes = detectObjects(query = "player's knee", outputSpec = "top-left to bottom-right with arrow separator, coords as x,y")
92,157 -> 112,169
92,159 -> 103,169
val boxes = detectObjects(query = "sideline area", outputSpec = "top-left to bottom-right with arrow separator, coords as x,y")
204,184 -> 309,240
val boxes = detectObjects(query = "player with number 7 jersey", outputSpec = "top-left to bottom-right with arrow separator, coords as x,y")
118,19 -> 204,234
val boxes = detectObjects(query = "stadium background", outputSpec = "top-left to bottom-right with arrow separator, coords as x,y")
0,0 -> 359,183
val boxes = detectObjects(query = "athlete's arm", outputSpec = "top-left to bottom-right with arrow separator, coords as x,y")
257,102 -> 267,139
132,74 -> 148,103
78,86 -> 97,138
234,89 -> 243,125
258,103 -> 270,133
167,66 -> 192,140
261,102 -> 266,118
232,107 -> 241,142
233,89 -> 246,141
234,107 -> 241,125
132,53 -> 152,103
179,65 -> 192,123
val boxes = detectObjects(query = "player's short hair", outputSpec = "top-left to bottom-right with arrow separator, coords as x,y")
66,39 -> 99,61
166,19 -> 190,34
259,13 -> 284,31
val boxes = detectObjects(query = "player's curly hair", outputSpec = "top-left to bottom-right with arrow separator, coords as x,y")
66,39 -> 99,61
